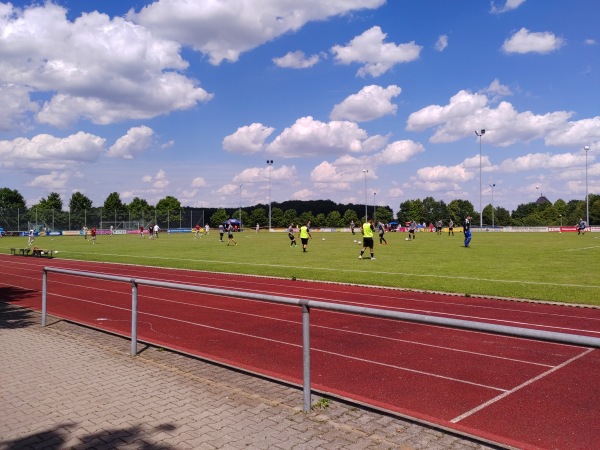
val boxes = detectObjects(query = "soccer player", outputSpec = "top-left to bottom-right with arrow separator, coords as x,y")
408,220 -> 417,240
287,223 -> 297,247
448,219 -> 454,236
463,215 -> 472,248
153,224 -> 160,239
194,224 -> 202,238
139,225 -> 144,238
227,223 -> 237,246
28,229 -> 35,247
377,220 -> 387,245
578,218 -> 586,235
298,221 -> 311,252
90,227 -> 97,244
218,224 -> 224,242
359,218 -> 375,260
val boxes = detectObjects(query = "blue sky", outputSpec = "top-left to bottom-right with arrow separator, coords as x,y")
0,0 -> 598,215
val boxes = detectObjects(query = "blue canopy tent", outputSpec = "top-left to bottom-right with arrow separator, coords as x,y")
224,218 -> 242,231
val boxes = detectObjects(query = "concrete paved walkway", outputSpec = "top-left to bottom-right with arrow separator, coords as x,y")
0,304 -> 497,449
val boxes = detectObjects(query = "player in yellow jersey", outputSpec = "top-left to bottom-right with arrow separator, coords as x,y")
359,218 -> 375,260
298,221 -> 312,252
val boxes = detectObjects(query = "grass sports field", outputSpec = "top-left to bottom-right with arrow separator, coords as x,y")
4,229 -> 599,306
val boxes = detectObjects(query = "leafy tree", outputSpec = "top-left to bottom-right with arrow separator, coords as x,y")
271,207 -> 284,227
210,209 -> 228,227
342,209 -> 358,226
314,213 -> 326,227
589,194 -> 600,225
239,210 -> 250,228
422,196 -> 447,224
325,210 -> 343,227
482,204 -> 493,226
250,207 -> 268,227
36,192 -> 63,211
298,211 -> 315,226
282,209 -> 298,226
128,197 -> 153,223
103,192 -> 125,212
156,195 -> 181,213
69,192 -> 93,211
398,199 -> 423,222
0,187 -> 26,209
447,199 -> 475,224
495,207 -> 511,226
374,207 -> 393,224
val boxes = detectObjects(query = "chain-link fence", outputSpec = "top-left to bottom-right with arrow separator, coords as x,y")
0,208 -> 206,234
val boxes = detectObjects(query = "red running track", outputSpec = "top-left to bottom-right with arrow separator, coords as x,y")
1,254 -> 599,449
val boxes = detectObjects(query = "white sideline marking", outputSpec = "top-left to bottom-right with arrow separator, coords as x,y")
450,348 -> 594,423
567,245 -> 600,251
62,250 -> 600,290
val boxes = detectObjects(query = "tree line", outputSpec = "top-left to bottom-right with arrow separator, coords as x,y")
398,195 -> 598,227
0,187 -> 596,232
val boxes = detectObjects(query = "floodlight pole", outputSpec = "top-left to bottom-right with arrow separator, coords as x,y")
362,169 -> 369,221
475,130 -> 485,228
373,192 -> 376,221
585,146 -> 590,228
490,183 -> 496,228
267,160 -> 273,231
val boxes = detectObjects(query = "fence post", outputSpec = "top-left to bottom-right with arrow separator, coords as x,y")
131,280 -> 138,356
42,269 -> 47,327
301,301 -> 311,412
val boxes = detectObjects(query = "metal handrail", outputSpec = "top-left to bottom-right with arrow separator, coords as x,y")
42,266 -> 600,412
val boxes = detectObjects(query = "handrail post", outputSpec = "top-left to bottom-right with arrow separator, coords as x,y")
41,268 -> 47,327
131,279 -> 138,356
301,301 -> 311,412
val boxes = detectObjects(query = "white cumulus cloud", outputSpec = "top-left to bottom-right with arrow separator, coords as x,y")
0,3 -> 213,129
502,28 -> 565,54
330,85 -> 401,122
266,116 -> 369,157
331,26 -> 422,77
434,35 -> 448,52
107,126 -> 155,159
129,0 -> 385,65
223,123 -> 276,154
0,132 -> 106,170
491,0 -> 526,14
273,51 -> 321,69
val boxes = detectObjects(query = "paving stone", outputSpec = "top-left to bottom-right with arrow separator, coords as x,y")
0,306 -> 498,450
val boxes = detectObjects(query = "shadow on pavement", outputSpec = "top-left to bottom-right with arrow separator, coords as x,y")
0,423 -> 178,450
0,288 -> 38,329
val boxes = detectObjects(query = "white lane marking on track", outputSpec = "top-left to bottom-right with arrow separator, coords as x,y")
37,274 -> 566,368
450,348 -> 594,423
130,308 -> 510,393
5,256 -> 600,353
60,250 -> 600,290
41,264 -> 600,336
0,263 -> 588,394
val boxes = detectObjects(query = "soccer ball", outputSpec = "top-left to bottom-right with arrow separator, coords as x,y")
54,251 -> 59,254
405,238 -> 409,241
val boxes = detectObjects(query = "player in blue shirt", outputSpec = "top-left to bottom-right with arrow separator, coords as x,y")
464,215 -> 472,248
